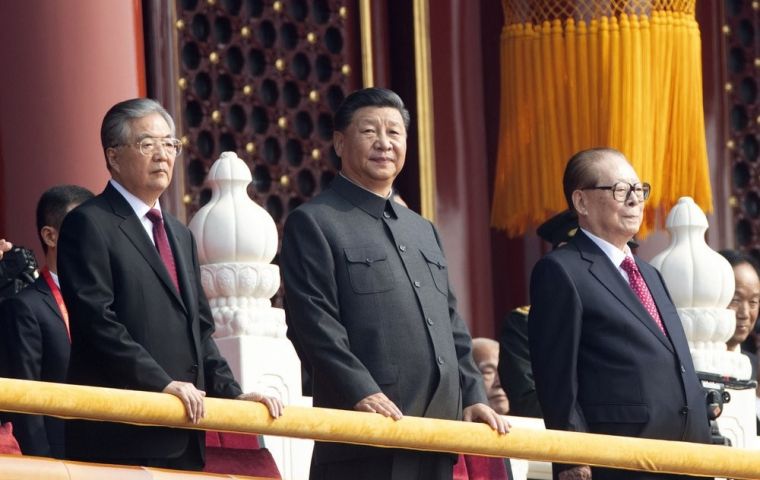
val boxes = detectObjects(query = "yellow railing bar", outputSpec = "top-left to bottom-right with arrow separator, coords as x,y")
0,378 -> 758,479
0,454 -> 270,480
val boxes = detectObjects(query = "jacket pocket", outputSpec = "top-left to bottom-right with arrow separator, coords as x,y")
344,246 -> 394,294
421,249 -> 448,295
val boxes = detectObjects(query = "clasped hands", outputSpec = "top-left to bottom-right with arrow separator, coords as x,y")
163,380 -> 283,424
354,392 -> 509,434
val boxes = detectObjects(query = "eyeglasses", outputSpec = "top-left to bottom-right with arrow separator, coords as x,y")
114,137 -> 183,157
581,182 -> 651,202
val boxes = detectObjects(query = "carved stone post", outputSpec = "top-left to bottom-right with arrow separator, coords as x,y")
189,151 -> 312,479
650,196 -> 756,447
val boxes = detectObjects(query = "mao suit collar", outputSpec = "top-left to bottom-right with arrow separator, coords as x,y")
573,230 -> 674,352
331,174 -> 396,219
102,183 -> 187,312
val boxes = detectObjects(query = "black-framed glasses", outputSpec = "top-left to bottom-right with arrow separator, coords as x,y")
581,182 -> 651,202
114,137 -> 183,157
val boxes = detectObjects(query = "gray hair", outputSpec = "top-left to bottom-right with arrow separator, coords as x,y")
100,98 -> 175,161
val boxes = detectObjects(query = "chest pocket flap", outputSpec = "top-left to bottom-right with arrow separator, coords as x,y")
421,249 -> 449,295
344,246 -> 394,294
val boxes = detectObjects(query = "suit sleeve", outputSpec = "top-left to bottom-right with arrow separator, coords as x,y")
280,209 -> 381,407
432,225 -> 488,409
191,233 -> 242,398
58,208 -> 173,391
498,310 -> 542,418
528,256 -> 587,433
0,298 -> 50,456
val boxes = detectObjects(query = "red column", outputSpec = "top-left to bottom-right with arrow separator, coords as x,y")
428,0 -> 496,337
0,0 -> 146,261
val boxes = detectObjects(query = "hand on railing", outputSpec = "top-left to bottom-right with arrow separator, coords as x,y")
163,381 -> 206,424
237,391 -> 284,418
463,403 -> 510,435
354,392 -> 403,420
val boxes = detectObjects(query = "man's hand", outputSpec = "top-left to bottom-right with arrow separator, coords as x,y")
163,381 -> 206,424
462,402 -> 509,435
558,465 -> 592,480
0,239 -> 12,260
238,391 -> 284,418
354,392 -> 403,420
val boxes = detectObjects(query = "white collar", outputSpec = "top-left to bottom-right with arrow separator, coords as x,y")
109,179 -> 162,219
581,228 -> 631,268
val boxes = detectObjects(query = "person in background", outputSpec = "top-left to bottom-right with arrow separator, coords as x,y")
0,237 -> 20,455
498,209 -> 580,419
472,338 -> 509,415
0,185 -> 93,457
529,147 -> 711,480
719,249 -> 760,377
57,98 -> 282,470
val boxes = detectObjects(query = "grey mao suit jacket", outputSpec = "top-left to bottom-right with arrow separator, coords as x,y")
281,175 -> 486,478
529,231 -> 711,480
57,183 -> 241,464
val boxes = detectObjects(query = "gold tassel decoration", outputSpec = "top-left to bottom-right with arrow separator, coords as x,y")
492,1 -> 713,238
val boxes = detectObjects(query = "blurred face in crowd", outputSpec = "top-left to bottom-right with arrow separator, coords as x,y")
106,113 -> 175,206
473,339 -> 509,415
334,106 -> 407,197
572,153 -> 644,251
727,262 -> 760,349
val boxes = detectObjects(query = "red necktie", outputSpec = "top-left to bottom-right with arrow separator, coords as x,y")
620,256 -> 666,335
146,209 -> 179,292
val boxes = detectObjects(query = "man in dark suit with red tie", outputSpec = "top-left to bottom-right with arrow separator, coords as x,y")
528,148 -> 711,480
0,185 -> 93,457
57,98 -> 282,470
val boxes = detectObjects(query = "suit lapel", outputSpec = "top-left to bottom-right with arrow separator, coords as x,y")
575,232 -> 674,352
104,184 -> 187,312
35,279 -> 63,321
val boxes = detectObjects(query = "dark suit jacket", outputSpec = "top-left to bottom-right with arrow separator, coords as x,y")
0,277 -> 69,457
529,231 -> 711,480
57,183 -> 241,463
498,307 -> 542,418
281,175 -> 486,478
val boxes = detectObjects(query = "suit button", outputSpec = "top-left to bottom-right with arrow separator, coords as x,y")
383,211 -> 391,219
680,365 -> 686,373
399,244 -> 407,252
679,407 -> 689,415
189,364 -> 199,374
414,281 -> 421,288
426,317 -> 434,326
437,356 -> 444,365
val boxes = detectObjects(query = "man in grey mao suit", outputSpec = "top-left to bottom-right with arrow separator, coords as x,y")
281,88 -> 508,480
528,148 -> 711,480
57,98 -> 282,470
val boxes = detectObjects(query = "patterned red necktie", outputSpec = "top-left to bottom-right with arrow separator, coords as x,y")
146,209 -> 179,292
620,256 -> 666,335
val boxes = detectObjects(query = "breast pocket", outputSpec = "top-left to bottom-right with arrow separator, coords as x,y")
421,249 -> 448,296
344,246 -> 394,294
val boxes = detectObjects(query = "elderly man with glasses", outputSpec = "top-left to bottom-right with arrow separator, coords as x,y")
528,148 -> 711,480
57,98 -> 282,470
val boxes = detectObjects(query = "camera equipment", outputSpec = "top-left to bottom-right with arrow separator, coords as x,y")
698,371 -> 757,446
0,246 -> 38,300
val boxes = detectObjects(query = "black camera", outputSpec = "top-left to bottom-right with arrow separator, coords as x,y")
0,246 -> 38,300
